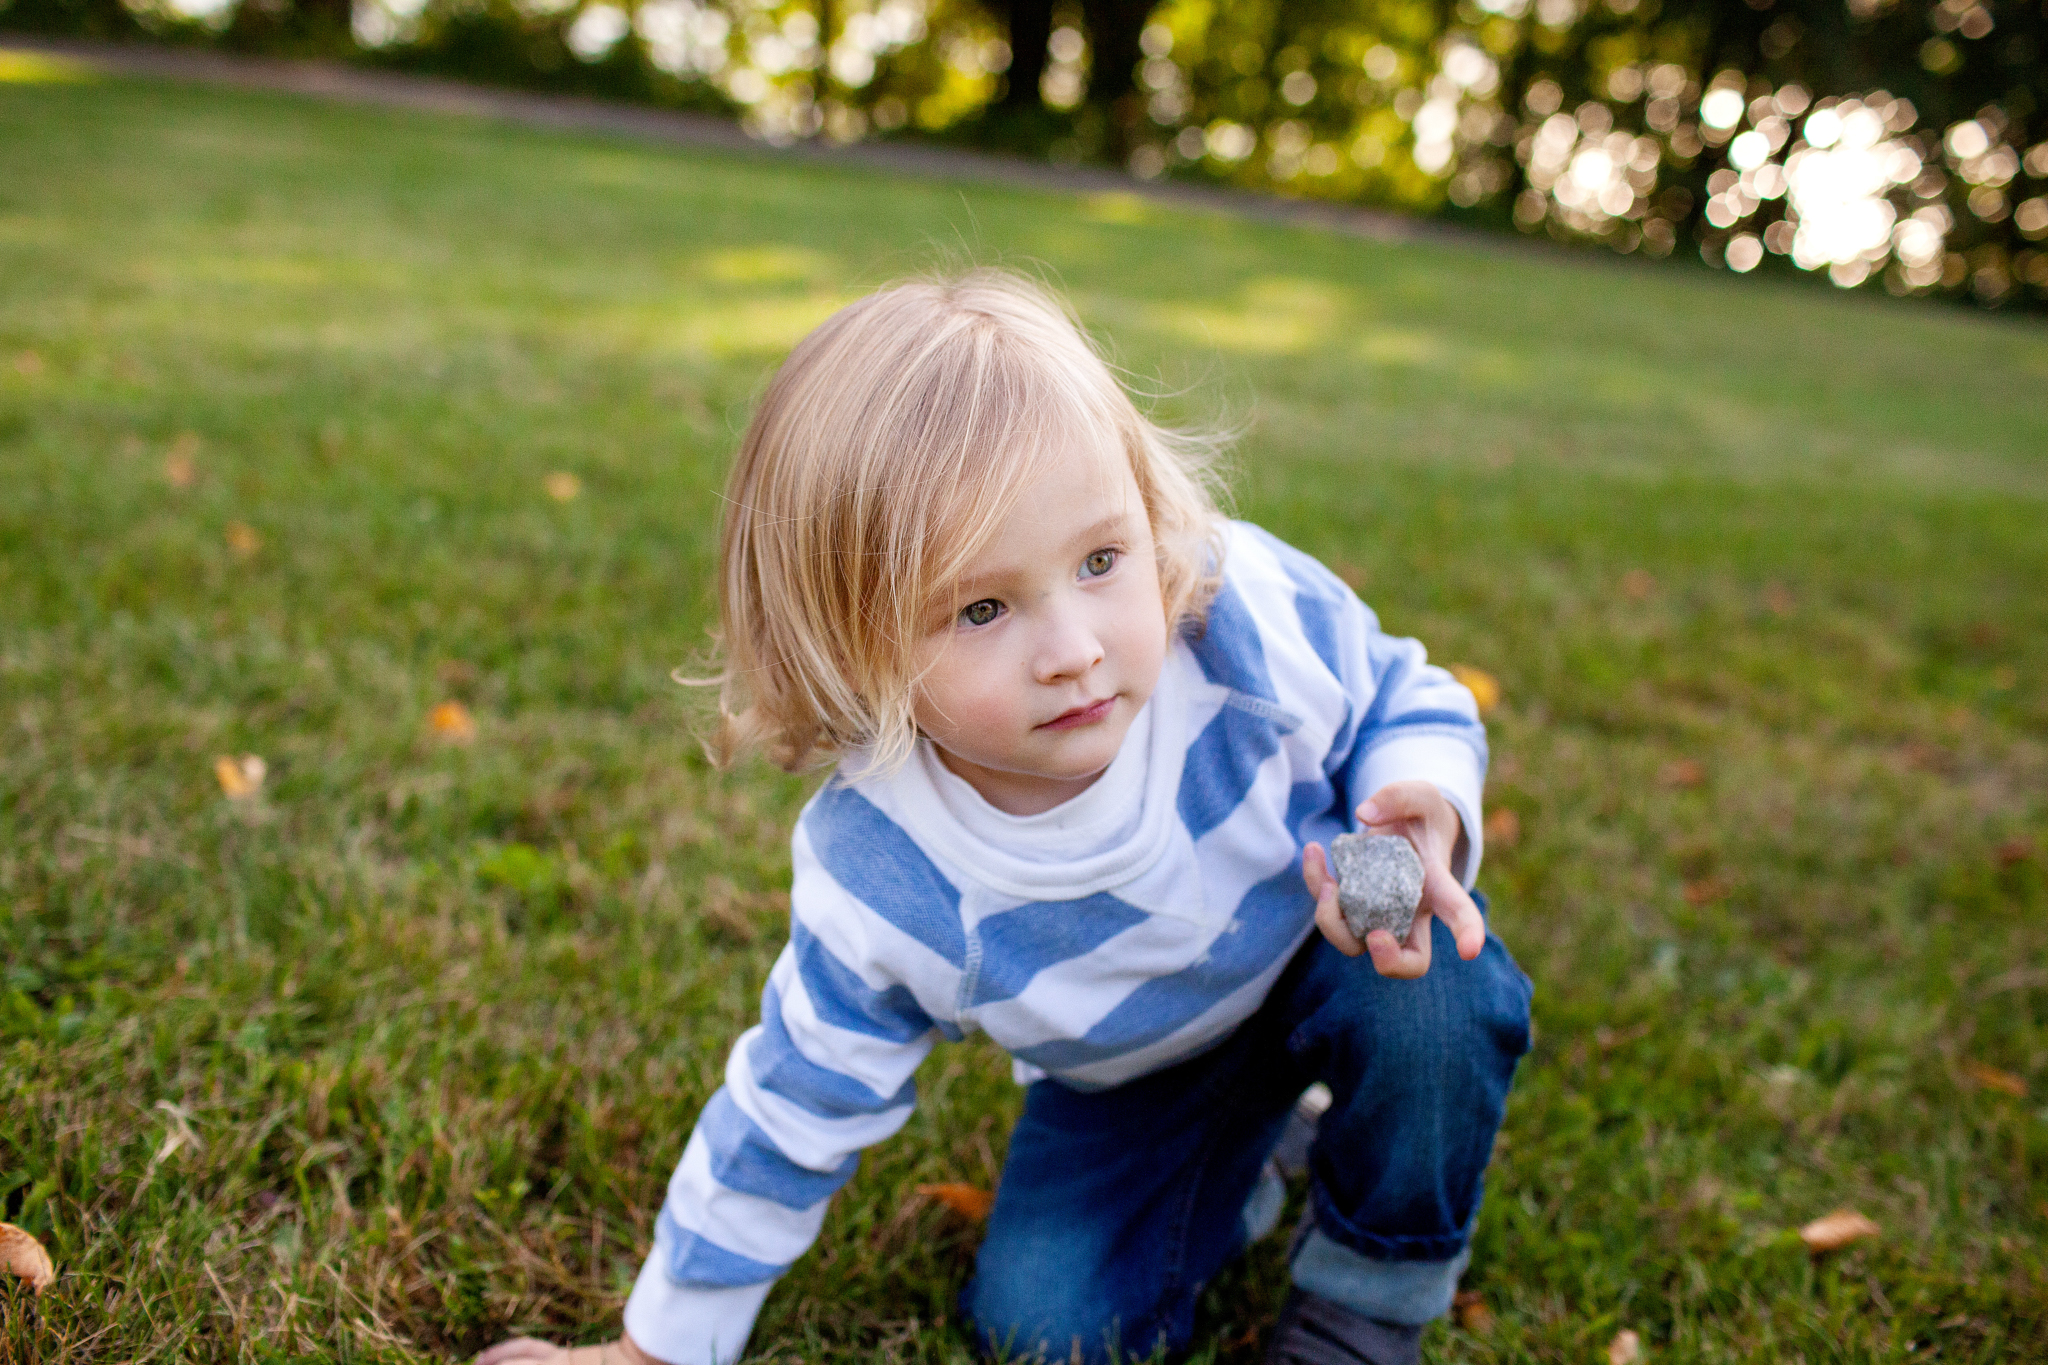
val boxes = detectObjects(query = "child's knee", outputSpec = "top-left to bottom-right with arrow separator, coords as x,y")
1458,932 -> 1534,1061
967,1235 -> 1170,1365
1315,928 -> 1531,1085
966,1269 -> 1149,1365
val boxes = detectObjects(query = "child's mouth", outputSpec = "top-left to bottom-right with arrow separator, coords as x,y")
1039,697 -> 1114,731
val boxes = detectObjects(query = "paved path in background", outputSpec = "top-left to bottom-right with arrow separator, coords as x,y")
6,35 -> 1512,252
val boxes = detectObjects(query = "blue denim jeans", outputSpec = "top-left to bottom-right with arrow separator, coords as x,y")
965,904 -> 1532,1364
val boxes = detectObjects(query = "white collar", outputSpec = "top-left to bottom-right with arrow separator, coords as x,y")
881,646 -> 1193,902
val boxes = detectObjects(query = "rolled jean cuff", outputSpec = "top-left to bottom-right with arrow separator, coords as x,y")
1308,1184 -> 1474,1264
1290,1230 -> 1470,1327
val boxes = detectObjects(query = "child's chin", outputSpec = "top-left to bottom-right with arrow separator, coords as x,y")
1040,727 -> 1127,773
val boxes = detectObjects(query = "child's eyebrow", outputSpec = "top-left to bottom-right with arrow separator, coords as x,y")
1061,511 -> 1137,550
953,511 -> 1138,597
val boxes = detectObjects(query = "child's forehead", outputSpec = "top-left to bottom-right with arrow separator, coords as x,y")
1005,434 -> 1138,521
1053,433 -> 1137,494
951,440 -> 1141,571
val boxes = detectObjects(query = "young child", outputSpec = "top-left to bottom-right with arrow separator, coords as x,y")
480,271 -> 1531,1365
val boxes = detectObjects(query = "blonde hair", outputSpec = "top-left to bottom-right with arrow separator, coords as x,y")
706,269 -> 1228,774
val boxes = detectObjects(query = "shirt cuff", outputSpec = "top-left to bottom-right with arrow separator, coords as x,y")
1354,734 -> 1485,887
621,1230 -> 776,1365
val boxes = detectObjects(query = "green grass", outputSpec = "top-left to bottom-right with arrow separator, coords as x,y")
2,69 -> 2046,1365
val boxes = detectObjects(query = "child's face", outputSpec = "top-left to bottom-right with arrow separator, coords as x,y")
911,439 -> 1169,816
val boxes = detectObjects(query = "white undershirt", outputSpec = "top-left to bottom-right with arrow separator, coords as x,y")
898,645 -> 1194,904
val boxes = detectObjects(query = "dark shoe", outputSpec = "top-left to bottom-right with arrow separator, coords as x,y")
1263,1289 -> 1422,1365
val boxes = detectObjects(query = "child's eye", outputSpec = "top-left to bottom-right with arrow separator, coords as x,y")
1082,549 -> 1118,578
960,599 -> 1002,627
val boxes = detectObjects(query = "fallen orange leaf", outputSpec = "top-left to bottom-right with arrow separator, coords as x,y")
1960,1060 -> 2028,1097
1596,1021 -> 1652,1051
224,521 -> 262,558
1996,838 -> 2036,868
544,471 -> 582,502
1484,807 -> 1521,849
12,351 -> 43,378
1657,759 -> 1705,789
213,754 -> 266,800
1607,1328 -> 1642,1365
0,1223 -> 54,1294
1798,1208 -> 1880,1253
1448,664 -> 1502,716
1682,877 -> 1726,906
1452,1290 -> 1493,1334
164,450 -> 197,489
917,1183 -> 994,1221
1763,581 -> 1796,617
428,700 -> 477,743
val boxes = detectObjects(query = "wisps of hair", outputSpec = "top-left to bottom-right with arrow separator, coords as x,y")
698,268 -> 1230,775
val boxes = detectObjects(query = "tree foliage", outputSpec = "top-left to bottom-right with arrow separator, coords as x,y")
4,0 -> 2040,305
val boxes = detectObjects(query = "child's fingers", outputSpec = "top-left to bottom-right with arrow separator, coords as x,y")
1357,779 -> 1449,836
1302,841 -> 1336,902
1365,916 -> 1432,978
1307,843 -> 1367,956
1423,862 -> 1487,961
1313,881 -> 1365,956
477,1341 -> 563,1365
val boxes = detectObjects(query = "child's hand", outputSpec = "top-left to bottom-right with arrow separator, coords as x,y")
1303,780 -> 1486,979
476,1333 -> 667,1365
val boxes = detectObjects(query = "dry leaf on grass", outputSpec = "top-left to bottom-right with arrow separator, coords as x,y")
224,520 -> 262,558
1996,837 -> 2036,868
12,351 -> 43,378
1682,877 -> 1726,906
1484,808 -> 1521,849
428,700 -> 477,743
1448,664 -> 1502,716
1798,1208 -> 1880,1253
1622,569 -> 1657,601
163,445 -> 198,489
1657,759 -> 1705,789
214,754 -> 266,800
1607,1328 -> 1643,1365
1596,1021 -> 1652,1051
1452,1290 -> 1493,1334
152,1100 -> 205,1165
544,471 -> 582,501
1960,1060 -> 2028,1097
917,1183 -> 995,1221
1763,581 -> 1796,617
0,1223 -> 54,1294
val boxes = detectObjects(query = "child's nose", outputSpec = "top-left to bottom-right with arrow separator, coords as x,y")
1034,604 -> 1106,682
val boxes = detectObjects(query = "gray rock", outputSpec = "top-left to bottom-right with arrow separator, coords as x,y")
1328,833 -> 1425,942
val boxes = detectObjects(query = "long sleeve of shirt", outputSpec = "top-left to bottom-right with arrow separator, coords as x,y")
622,819 -> 952,1363
1243,524 -> 1489,883
623,521 -> 1489,1362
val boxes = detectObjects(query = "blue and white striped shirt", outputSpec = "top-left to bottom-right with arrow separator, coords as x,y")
623,522 -> 1490,1363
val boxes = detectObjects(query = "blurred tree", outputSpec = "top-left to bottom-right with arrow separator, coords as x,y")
991,0 -> 1053,107
0,0 -> 139,40
3,0 -> 2039,304
1078,0 -> 1152,142
223,0 -> 352,55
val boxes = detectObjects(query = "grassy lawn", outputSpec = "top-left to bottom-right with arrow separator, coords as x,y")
3,68 -> 2046,1365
